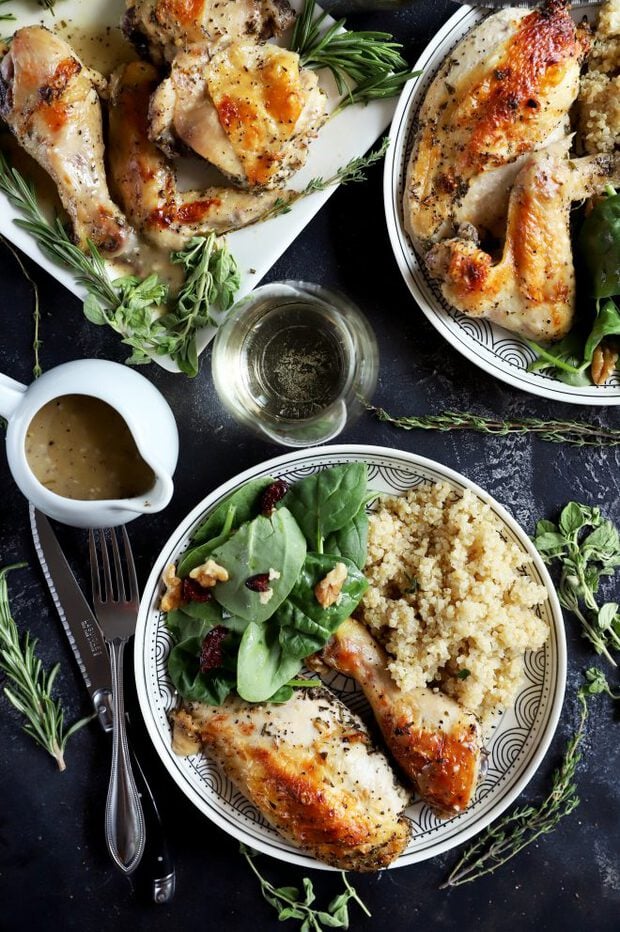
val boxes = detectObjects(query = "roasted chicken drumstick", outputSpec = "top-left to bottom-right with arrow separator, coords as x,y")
0,26 -> 131,255
317,619 -> 483,816
171,686 -> 412,871
108,62 -> 289,250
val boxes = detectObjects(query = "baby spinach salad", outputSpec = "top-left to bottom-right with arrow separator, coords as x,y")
163,464 -> 370,705
528,187 -> 620,385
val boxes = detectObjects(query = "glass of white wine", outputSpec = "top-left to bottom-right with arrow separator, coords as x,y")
211,281 -> 379,447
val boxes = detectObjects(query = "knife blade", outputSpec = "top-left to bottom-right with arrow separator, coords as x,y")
29,505 -> 175,903
30,505 -> 113,730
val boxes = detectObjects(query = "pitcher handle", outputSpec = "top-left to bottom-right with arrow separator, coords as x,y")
0,373 -> 26,420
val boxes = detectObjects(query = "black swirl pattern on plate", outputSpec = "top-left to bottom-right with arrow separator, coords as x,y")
137,450 -> 562,866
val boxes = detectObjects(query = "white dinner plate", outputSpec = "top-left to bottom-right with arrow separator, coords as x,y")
134,444 -> 566,870
384,3 -> 620,406
1,0 -> 395,371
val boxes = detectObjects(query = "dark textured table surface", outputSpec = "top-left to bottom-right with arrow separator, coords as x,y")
1,2 -> 619,930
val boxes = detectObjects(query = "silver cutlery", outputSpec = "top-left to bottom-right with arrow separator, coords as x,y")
451,1 -> 599,8
30,507 -> 175,900
89,526 -> 146,876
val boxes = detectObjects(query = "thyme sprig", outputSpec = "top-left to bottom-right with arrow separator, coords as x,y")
533,503 -> 620,665
369,404 -> 620,448
442,682 -> 597,888
241,845 -> 370,931
290,0 -> 417,111
0,564 -> 91,771
0,154 -> 240,376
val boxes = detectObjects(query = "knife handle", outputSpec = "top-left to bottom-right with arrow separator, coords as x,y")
129,742 -> 176,904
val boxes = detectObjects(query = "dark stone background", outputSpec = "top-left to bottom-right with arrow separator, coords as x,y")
0,2 -> 618,929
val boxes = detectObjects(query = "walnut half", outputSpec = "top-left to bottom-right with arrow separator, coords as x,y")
189,558 -> 229,588
160,563 -> 183,612
314,562 -> 348,608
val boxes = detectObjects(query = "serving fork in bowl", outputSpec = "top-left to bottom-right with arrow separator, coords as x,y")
89,527 -> 146,875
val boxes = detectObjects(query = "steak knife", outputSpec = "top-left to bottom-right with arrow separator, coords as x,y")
29,505 -> 175,904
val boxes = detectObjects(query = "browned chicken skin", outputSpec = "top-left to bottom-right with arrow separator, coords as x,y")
0,26 -> 130,255
405,0 -> 590,249
426,141 -> 620,341
107,61 -> 290,250
123,0 -> 295,64
171,686 -> 412,871
318,619 -> 483,816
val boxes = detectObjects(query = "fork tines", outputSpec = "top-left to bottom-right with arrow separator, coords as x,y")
89,527 -> 139,607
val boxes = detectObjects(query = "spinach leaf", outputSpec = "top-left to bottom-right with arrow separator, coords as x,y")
168,636 -> 236,705
284,463 -> 368,552
165,600 -> 247,642
191,477 -> 274,543
580,189 -> 620,298
583,299 -> 620,363
237,621 -> 304,702
177,505 -> 238,577
324,505 -> 368,569
275,553 -> 368,640
210,507 -> 307,623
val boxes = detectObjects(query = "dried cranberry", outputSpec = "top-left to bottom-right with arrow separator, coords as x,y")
259,479 -> 289,516
182,577 -> 214,603
199,625 -> 228,672
245,573 -> 271,592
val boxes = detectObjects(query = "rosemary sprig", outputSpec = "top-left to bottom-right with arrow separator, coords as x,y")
442,683 -> 594,888
263,137 -> 390,222
369,404 -> 620,448
290,0 -> 417,109
0,154 -> 240,376
533,503 -> 620,666
241,845 -> 370,930
0,0 -> 15,23
0,564 -> 91,771
0,233 -> 42,377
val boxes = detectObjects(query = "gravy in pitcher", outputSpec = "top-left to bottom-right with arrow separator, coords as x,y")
25,394 -> 155,501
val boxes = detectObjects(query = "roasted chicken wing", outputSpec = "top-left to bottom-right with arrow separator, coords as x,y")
405,0 -> 590,249
149,40 -> 327,188
108,62 -> 288,251
123,0 -> 295,64
317,619 -> 483,816
426,141 -> 620,341
0,26 -> 130,255
171,685 -> 412,871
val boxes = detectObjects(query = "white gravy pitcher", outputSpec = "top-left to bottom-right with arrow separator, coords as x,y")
0,359 -> 179,527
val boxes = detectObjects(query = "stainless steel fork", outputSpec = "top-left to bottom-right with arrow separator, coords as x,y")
89,527 -> 146,874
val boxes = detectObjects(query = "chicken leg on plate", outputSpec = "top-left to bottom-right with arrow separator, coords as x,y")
316,618 -> 483,817
171,685 -> 412,871
0,26 -> 130,255
123,0 -> 295,65
426,141 -> 620,342
149,40 -> 328,188
404,0 -> 590,250
108,62 -> 290,251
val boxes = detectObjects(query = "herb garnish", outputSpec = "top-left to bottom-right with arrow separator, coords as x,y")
369,403 -> 620,448
441,681 -> 596,888
0,155 -> 239,376
290,0 -> 418,113
0,564 -> 91,771
582,666 -> 620,700
0,233 -> 42,377
533,502 -> 620,666
241,845 -> 370,931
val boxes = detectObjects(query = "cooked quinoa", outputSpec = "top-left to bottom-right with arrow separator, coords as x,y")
358,483 -> 549,729
577,0 -> 620,154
